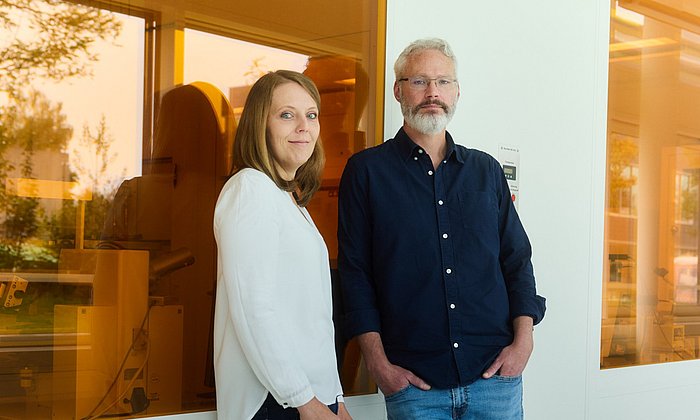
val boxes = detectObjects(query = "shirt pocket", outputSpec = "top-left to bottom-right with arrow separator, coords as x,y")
456,190 -> 498,232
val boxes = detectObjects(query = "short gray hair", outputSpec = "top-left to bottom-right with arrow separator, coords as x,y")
393,38 -> 458,79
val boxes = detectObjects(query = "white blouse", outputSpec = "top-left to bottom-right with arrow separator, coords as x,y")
213,168 -> 343,419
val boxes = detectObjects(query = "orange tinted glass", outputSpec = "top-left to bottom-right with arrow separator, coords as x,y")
0,1 -> 384,417
603,1 -> 700,368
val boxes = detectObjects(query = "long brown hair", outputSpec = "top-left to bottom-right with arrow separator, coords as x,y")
232,70 -> 324,206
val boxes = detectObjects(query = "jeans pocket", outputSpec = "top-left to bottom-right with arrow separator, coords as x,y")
492,373 -> 522,382
384,384 -> 413,401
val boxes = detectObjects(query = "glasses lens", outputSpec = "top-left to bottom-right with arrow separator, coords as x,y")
407,77 -> 454,90
410,78 -> 428,89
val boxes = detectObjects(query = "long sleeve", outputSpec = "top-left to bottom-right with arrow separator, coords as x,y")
494,162 -> 546,325
333,130 -> 545,388
214,170 -> 316,409
337,155 -> 382,339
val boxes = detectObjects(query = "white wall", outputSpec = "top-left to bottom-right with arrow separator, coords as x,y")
383,1 -> 700,420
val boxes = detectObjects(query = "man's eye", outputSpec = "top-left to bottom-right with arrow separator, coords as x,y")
307,112 -> 318,120
411,78 -> 427,86
438,79 -> 452,86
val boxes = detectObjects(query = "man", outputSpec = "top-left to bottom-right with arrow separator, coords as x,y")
337,38 -> 546,419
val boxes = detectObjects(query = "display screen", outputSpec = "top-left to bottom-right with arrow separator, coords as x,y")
503,164 -> 517,180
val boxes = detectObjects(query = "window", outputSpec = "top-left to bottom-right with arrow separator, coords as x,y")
603,0 -> 700,368
0,0 -> 385,417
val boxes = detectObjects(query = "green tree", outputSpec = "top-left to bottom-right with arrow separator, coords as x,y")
0,193 -> 41,268
0,0 -> 122,97
680,171 -> 700,222
71,116 -> 123,196
65,116 -> 123,242
0,90 -> 72,268
0,0 -> 123,266
0,89 -> 72,153
608,134 -> 638,212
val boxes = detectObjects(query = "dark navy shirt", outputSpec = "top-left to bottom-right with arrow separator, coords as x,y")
337,128 -> 546,389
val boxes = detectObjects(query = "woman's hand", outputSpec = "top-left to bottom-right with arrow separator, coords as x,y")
337,402 -> 352,420
297,398 -> 339,419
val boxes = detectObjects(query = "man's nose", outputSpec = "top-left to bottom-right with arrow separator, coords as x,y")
425,80 -> 440,97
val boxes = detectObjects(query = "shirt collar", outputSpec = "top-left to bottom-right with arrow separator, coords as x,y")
394,127 -> 464,164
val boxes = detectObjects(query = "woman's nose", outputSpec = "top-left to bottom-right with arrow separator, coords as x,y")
296,118 -> 309,132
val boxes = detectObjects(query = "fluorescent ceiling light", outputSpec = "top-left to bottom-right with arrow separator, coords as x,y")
613,3 -> 645,26
610,37 -> 677,52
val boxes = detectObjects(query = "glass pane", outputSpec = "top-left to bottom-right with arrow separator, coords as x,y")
603,0 -> 700,368
182,27 -> 377,398
0,2 -> 147,418
0,0 -> 383,417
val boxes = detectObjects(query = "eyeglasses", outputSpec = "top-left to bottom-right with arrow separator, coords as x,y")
398,77 -> 458,91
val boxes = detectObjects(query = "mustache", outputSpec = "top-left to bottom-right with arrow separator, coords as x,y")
414,99 -> 449,112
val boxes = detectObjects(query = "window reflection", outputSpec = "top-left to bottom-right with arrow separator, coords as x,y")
0,3 -> 145,417
0,0 -> 382,417
603,1 -> 700,368
183,30 -> 377,396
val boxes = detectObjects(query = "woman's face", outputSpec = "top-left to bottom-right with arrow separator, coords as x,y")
267,82 -> 320,181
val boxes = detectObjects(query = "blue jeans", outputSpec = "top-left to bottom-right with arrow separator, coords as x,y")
384,375 -> 523,420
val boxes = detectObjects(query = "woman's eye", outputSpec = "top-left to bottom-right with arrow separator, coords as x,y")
280,111 -> 293,119
307,112 -> 318,120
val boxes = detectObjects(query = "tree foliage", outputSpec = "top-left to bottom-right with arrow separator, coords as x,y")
0,89 -> 72,153
608,134 -> 638,212
680,171 -> 700,223
0,193 -> 41,268
70,115 -> 122,195
0,0 -> 122,96
0,0 -> 124,268
0,90 -> 73,268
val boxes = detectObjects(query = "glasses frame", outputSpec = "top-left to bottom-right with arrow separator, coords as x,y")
397,76 -> 458,91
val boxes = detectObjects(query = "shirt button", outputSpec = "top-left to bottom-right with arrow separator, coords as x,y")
428,170 -> 433,176
438,200 -> 444,205
418,149 -> 424,154
446,268 -> 452,274
453,342 -> 459,348
442,233 -> 448,239
450,304 -> 456,309
443,160 -> 447,164
414,156 -> 418,161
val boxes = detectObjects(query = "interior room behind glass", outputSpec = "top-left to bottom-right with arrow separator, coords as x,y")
0,0 -> 383,418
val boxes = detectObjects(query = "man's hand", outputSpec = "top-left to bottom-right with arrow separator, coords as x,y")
371,359 -> 431,396
482,316 -> 534,378
357,332 -> 431,396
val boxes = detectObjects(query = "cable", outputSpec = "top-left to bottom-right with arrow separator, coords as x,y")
87,336 -> 151,419
80,304 -> 152,420
82,307 -> 151,420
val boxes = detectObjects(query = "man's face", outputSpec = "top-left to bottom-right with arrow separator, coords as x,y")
394,49 -> 460,135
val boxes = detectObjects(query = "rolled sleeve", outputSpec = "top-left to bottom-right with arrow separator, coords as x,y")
334,131 -> 546,388
496,163 -> 546,326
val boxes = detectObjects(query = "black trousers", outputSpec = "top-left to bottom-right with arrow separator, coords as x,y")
251,393 -> 339,420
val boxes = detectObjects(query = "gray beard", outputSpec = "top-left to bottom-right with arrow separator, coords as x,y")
401,101 -> 456,135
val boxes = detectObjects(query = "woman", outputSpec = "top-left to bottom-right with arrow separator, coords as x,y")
213,70 -> 351,420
